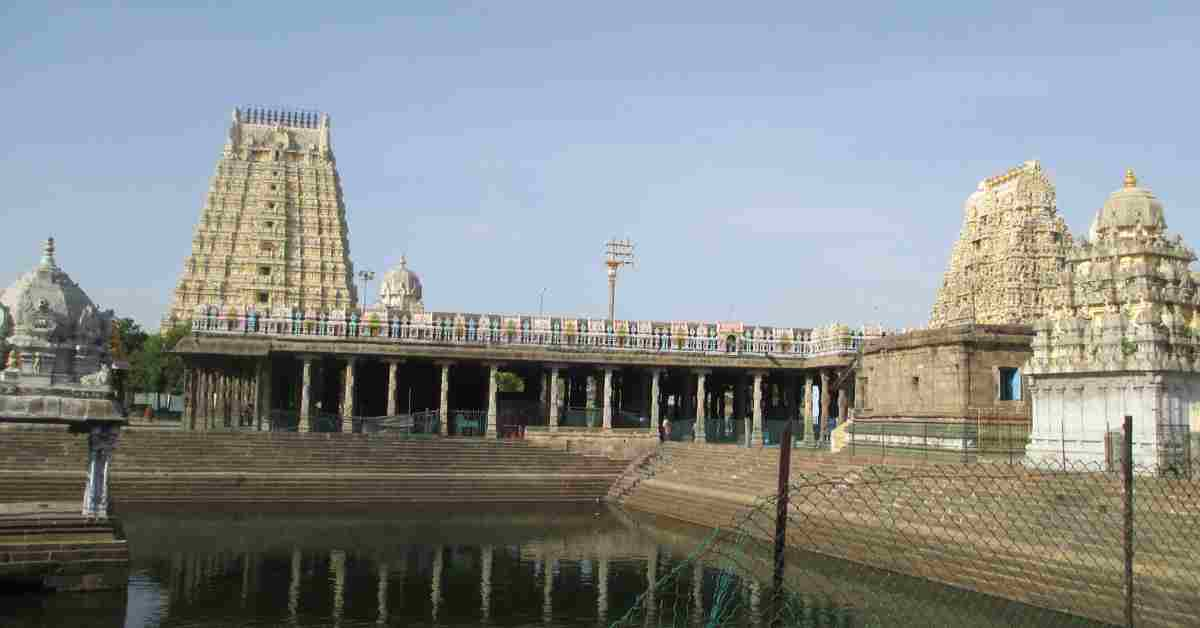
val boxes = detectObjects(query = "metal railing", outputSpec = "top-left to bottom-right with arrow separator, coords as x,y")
848,419 -> 1031,463
188,305 -> 874,360
703,416 -> 742,444
562,406 -> 602,428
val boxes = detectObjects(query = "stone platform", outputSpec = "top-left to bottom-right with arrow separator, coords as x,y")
0,502 -> 128,592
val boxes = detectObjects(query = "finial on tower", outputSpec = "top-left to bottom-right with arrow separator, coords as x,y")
400,254 -> 407,268
1124,168 -> 1138,188
40,237 -> 56,268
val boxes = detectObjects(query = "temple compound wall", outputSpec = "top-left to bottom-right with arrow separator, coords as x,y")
856,324 -> 1033,421
1026,170 -> 1200,469
163,107 -> 357,329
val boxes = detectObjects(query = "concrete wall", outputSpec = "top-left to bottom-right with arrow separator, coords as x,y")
856,324 -> 1034,421
525,428 -> 658,461
1027,371 -> 1196,469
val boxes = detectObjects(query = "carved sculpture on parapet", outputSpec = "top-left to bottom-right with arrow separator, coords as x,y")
929,160 -> 1073,328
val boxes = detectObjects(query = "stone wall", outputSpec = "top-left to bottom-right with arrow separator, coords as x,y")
856,324 -> 1033,420
525,428 -> 658,461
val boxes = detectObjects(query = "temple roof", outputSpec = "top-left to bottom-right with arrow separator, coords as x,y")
0,238 -> 105,344
1089,169 -> 1166,240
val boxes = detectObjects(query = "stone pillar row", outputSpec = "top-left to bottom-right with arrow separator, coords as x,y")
184,362 -> 263,431
242,353 -> 853,440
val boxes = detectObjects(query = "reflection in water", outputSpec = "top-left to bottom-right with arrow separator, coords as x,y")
0,504 -> 1105,628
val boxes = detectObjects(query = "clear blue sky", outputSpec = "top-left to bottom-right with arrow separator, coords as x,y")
3,2 -> 1199,331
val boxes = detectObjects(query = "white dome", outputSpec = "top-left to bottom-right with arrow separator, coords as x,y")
1091,169 -> 1166,238
378,255 -> 425,312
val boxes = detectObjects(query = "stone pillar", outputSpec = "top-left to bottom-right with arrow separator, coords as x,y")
182,367 -> 194,429
385,359 -> 402,416
803,373 -> 814,444
818,369 -> 830,441
540,371 -> 549,421
548,365 -> 561,430
597,557 -> 609,625
341,357 -> 357,432
692,562 -> 704,621
437,361 -> 452,436
837,385 -> 848,423
602,367 -> 614,430
650,369 -> 661,429
694,370 -> 709,443
376,561 -> 389,626
486,364 -> 500,437
300,356 -> 315,433
480,545 -> 493,621
751,371 -> 764,447
193,369 -> 206,431
258,358 -> 272,431
81,423 -> 119,519
586,374 -> 597,410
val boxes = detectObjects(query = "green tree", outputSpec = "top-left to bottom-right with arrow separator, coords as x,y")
496,371 -> 525,393
113,318 -> 148,359
127,324 -> 190,406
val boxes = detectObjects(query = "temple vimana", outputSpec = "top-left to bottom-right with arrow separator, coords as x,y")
928,160 -> 1072,328
162,107 -> 356,329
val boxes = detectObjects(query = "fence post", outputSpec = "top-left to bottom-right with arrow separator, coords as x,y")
772,419 -> 793,626
1123,414 -> 1134,627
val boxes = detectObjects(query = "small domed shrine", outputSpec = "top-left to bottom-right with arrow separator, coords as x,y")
1026,170 -> 1198,469
377,255 -> 424,313
0,237 -> 122,421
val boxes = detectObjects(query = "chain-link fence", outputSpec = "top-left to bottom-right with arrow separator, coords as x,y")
613,420 -> 1200,627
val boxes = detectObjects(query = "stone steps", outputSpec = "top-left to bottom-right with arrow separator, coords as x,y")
1,430 -> 627,504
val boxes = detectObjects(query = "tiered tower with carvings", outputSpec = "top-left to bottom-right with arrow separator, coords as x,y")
929,160 -> 1072,328
1025,170 -> 1198,467
163,107 -> 356,327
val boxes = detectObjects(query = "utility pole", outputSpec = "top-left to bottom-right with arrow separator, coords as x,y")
539,288 -> 548,316
604,238 -> 635,322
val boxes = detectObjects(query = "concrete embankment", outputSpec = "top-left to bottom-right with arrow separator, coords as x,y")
0,429 -> 628,506
617,442 -> 1199,628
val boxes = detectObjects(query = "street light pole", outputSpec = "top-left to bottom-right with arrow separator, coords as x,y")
604,238 -> 635,323
539,288 -> 547,316
357,269 -> 375,312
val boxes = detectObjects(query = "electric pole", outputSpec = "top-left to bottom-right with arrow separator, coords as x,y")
604,238 -> 635,322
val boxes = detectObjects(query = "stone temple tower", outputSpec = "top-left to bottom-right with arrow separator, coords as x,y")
163,107 -> 356,328
929,160 -> 1073,328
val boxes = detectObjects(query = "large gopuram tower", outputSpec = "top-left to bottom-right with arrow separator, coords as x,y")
929,160 -> 1072,328
163,107 -> 356,327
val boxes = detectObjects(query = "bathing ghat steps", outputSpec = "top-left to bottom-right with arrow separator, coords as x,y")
0,430 -> 627,504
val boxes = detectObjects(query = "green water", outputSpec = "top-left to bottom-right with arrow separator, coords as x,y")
0,504 -> 1105,627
